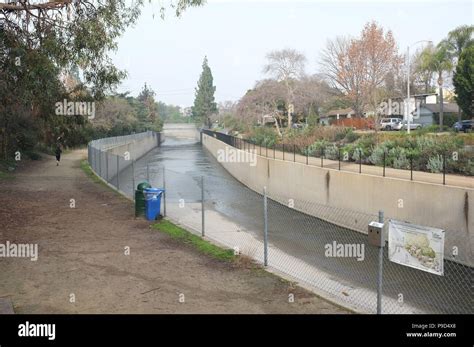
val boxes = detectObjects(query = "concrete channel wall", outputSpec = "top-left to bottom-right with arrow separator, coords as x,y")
162,123 -> 199,140
202,133 -> 473,267
106,133 -> 160,160
88,131 -> 162,181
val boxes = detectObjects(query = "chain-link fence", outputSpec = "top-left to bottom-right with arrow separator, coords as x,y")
88,131 -> 162,196
159,166 -> 472,314
88,131 -> 472,314
266,191 -> 471,314
199,130 -> 472,314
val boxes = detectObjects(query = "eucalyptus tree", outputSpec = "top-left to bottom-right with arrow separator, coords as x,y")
0,0 -> 203,158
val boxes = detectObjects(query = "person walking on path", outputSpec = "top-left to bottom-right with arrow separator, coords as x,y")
55,142 -> 62,166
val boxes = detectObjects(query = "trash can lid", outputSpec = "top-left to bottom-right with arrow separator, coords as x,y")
144,188 -> 164,193
137,182 -> 152,191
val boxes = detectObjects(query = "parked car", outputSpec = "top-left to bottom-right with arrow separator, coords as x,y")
394,120 -> 422,131
380,118 -> 402,131
453,120 -> 473,133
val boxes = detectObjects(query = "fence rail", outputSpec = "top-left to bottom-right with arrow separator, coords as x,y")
201,129 -> 473,188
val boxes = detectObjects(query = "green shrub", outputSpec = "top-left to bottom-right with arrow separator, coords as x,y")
341,144 -> 356,161
426,155 -> 444,173
432,113 -> 458,128
418,125 -> 451,134
305,140 -> 329,156
351,147 -> 365,162
324,144 -> 339,160
386,147 -> 408,169
344,128 -> 359,143
249,126 -> 279,147
368,146 -> 387,166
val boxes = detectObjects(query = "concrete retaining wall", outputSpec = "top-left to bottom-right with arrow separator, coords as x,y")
89,131 -> 161,180
202,133 -> 473,266
162,123 -> 199,140
106,132 -> 159,160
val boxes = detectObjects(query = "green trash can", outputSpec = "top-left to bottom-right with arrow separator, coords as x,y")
135,182 -> 151,217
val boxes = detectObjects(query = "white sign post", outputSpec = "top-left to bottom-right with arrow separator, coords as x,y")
388,220 -> 445,276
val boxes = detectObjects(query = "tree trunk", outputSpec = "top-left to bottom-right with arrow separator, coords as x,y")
439,84 -> 444,131
274,114 -> 282,137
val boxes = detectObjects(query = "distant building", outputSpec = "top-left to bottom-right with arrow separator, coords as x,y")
321,91 -> 460,127
416,103 -> 460,127
320,108 -> 355,125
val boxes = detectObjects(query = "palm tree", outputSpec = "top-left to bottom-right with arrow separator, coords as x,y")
442,25 -> 474,60
419,44 -> 453,130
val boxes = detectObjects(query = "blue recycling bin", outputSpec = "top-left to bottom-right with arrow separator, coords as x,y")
144,188 -> 164,221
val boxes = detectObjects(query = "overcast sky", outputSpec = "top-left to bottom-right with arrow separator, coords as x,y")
111,0 -> 473,107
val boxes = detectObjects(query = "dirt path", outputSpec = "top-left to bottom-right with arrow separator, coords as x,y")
0,150 -> 347,313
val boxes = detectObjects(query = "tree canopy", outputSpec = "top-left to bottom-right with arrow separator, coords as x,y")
0,0 -> 204,159
453,45 -> 474,117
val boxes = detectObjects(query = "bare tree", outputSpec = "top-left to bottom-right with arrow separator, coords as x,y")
236,79 -> 286,126
263,48 -> 307,128
360,22 -> 403,114
320,22 -> 402,119
293,74 -> 334,124
320,36 -> 366,116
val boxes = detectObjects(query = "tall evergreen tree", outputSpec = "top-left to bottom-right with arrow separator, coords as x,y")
137,83 -> 157,123
453,46 -> 474,117
192,56 -> 217,127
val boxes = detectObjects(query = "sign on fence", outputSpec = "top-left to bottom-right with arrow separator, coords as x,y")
388,220 -> 445,276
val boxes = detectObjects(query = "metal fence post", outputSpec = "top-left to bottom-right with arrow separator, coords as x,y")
266,143 -> 268,157
99,150 -> 102,178
306,147 -> 309,165
293,145 -> 296,162
359,148 -> 362,174
321,147 -> 324,168
163,166 -> 167,217
263,186 -> 268,267
201,176 -> 205,237
94,148 -> 98,173
132,160 -> 136,200
116,155 -> 120,190
377,210 -> 384,315
443,154 -> 446,185
383,151 -> 386,177
273,145 -> 275,159
410,157 -> 413,181
283,144 -> 285,161
106,151 -> 109,182
338,147 -> 341,171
